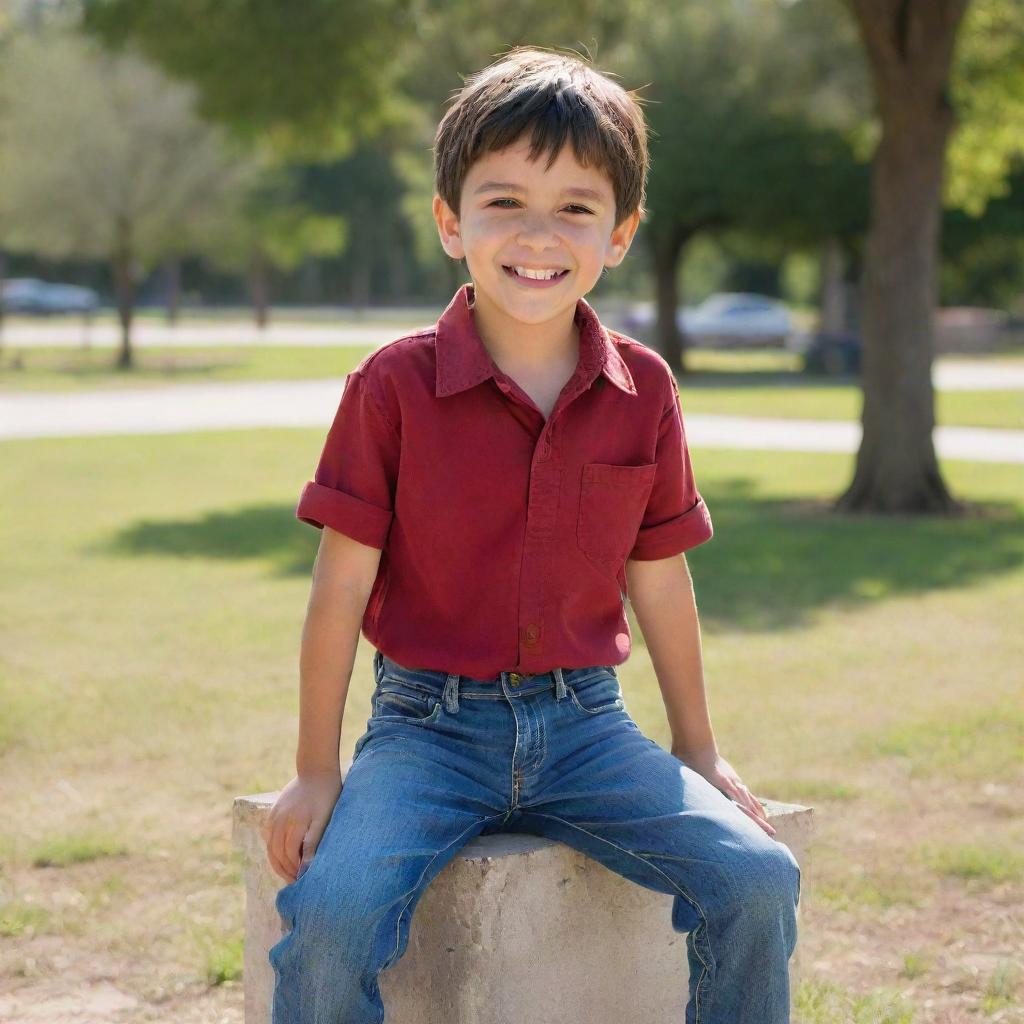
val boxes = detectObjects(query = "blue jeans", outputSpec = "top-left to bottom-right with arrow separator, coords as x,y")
270,650 -> 801,1024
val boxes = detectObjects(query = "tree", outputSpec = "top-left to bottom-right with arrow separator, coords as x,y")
0,23 -> 250,367
80,0 -> 414,161
840,1 -> 972,513
197,155 -> 346,328
618,1 -> 870,373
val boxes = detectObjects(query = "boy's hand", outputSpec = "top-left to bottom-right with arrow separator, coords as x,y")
672,746 -> 777,838
261,770 -> 343,884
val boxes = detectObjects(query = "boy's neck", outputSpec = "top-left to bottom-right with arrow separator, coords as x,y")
468,281 -> 580,376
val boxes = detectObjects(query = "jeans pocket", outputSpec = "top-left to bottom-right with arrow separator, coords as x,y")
566,669 -> 625,716
373,677 -> 443,722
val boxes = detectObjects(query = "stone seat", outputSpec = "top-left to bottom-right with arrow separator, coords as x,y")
232,769 -> 814,1024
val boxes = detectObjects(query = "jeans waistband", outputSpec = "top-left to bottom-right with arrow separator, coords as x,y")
374,650 -> 616,700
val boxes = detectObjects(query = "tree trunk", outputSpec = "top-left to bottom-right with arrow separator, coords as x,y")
350,257 -> 371,317
164,256 -> 182,326
839,0 -> 969,514
648,226 -> 689,376
819,236 -> 847,334
390,229 -> 408,303
249,248 -> 270,329
0,248 -> 6,356
113,222 -> 135,370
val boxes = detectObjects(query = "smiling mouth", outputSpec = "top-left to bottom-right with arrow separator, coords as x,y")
502,265 -> 570,281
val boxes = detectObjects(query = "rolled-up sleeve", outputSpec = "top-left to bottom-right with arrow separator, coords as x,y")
628,376 -> 713,560
295,369 -> 399,549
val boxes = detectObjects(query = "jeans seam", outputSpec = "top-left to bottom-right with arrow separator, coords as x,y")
380,813 -> 506,974
527,811 -> 714,1024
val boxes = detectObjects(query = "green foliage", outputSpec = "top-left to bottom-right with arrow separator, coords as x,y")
947,0 -> 1024,216
0,23 -> 255,270
80,0 -> 413,158
620,0 -> 870,259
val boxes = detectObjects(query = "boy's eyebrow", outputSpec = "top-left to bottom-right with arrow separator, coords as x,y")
473,181 -> 606,202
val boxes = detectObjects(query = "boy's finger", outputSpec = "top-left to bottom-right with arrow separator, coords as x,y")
266,845 -> 290,883
283,820 -> 306,877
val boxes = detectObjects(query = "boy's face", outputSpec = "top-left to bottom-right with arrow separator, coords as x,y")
433,135 -> 640,328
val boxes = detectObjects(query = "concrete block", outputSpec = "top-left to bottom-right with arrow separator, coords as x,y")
233,772 -> 814,1024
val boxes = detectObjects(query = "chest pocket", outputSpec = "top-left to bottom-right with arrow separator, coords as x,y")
576,462 -> 658,574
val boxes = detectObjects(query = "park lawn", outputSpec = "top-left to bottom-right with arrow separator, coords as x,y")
1,344 -> 1023,431
679,383 -> 1024,430
1,433 -> 1022,1022
0,343 -> 368,390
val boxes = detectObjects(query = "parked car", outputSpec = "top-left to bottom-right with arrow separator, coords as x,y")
786,329 -> 861,376
620,292 -> 793,348
0,277 -> 100,315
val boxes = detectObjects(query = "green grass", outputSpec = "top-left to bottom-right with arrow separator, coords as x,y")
982,961 -> 1020,1014
815,866 -> 925,911
1,344 -> 1021,429
856,703 -> 1024,781
30,833 -> 130,868
899,952 -> 932,980
919,842 -> 1024,884
188,921 -> 244,986
0,901 -> 54,938
679,382 -> 1023,429
794,978 -> 916,1024
1,432 -> 1021,1015
0,343 -> 370,390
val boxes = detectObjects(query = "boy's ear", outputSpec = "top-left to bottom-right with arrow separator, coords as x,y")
433,194 -> 466,261
604,208 -> 641,269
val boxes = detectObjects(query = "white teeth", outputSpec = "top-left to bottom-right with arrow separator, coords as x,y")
511,265 -> 564,280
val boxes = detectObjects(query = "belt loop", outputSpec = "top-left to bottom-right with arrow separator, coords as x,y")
373,649 -> 382,684
443,672 -> 460,714
553,666 -> 566,701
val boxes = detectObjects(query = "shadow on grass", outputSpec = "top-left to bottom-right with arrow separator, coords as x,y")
103,476 -> 1024,632
688,479 -> 1023,628
102,503 -> 313,575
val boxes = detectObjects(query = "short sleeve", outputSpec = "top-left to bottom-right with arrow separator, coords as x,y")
628,377 -> 713,560
295,369 -> 399,549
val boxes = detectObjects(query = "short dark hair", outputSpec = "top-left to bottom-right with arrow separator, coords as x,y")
433,46 -> 650,228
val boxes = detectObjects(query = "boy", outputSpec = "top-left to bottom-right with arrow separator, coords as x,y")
263,45 -> 800,1024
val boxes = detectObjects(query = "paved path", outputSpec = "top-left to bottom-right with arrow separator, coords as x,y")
2,377 -> 1021,462
1,320 -> 426,349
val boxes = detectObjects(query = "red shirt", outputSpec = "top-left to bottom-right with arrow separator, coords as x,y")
296,282 -> 713,679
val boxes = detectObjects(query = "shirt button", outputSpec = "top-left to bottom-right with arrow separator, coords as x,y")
525,624 -> 540,643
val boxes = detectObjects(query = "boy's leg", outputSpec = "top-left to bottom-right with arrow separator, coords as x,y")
504,668 -> 801,1024
269,663 -> 508,1024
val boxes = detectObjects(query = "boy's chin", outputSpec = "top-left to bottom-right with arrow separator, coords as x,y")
485,284 -> 584,316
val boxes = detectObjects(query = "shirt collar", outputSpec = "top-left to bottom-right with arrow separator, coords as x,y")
435,282 -> 636,399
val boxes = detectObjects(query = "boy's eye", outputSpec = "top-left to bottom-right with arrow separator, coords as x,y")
488,199 -> 593,215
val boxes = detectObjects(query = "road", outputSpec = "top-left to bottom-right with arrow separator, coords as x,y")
2,377 -> 1021,462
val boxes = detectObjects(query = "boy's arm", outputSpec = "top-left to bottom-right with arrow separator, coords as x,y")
625,553 -> 717,764
626,553 -> 776,836
296,525 -> 382,777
